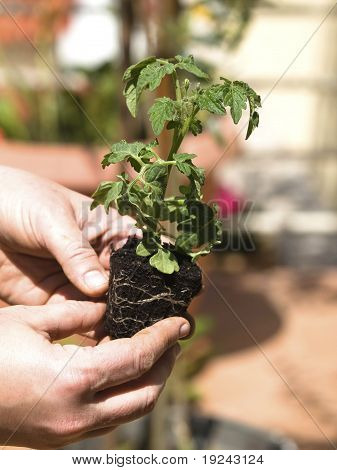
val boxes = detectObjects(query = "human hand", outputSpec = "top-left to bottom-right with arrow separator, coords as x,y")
0,166 -> 140,305
0,301 -> 190,449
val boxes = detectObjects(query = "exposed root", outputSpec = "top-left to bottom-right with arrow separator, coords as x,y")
105,237 -> 202,338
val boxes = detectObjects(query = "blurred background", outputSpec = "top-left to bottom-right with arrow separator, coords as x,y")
1,0 -> 337,450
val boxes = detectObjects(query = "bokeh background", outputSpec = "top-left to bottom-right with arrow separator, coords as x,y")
1,0 -> 337,450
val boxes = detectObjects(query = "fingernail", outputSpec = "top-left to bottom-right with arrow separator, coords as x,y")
179,322 -> 190,339
83,270 -> 108,290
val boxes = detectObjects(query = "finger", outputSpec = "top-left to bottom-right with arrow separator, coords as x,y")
85,206 -> 141,249
181,311 -> 195,340
95,212 -> 142,250
25,301 -> 106,341
91,346 -> 179,428
79,322 -> 107,342
47,286 -> 107,343
86,317 -> 190,392
95,216 -> 142,268
46,284 -> 89,304
45,217 -> 109,297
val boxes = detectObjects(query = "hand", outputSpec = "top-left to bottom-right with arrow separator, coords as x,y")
0,166 -> 140,305
0,301 -> 190,449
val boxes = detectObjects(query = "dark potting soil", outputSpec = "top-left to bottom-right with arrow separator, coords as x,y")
105,237 -> 202,339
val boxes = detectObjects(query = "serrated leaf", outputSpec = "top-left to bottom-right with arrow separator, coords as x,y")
176,161 -> 192,176
102,140 -> 146,168
116,196 -> 133,216
175,55 -> 209,79
120,140 -> 145,156
192,166 -> 205,185
90,181 -> 114,210
246,87 -> 261,139
148,97 -> 177,135
246,110 -> 260,140
161,198 -> 183,222
145,163 -> 167,183
124,59 -> 175,118
104,181 -> 124,212
101,151 -> 126,168
189,118 -> 202,136
196,84 -> 226,115
145,181 -> 163,197
190,179 -> 202,198
146,138 -> 159,149
123,78 -> 138,117
176,232 -> 198,251
219,79 -> 261,135
174,153 -> 197,162
138,62 -> 175,95
149,249 -> 179,274
221,79 -> 247,124
177,200 -> 219,249
123,56 -> 156,81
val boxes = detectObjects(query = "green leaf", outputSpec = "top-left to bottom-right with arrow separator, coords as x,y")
149,249 -> 179,274
179,185 -> 190,195
115,196 -> 133,216
138,140 -> 159,164
90,182 -> 114,210
219,79 -> 261,136
129,159 -> 142,173
191,166 -> 205,185
148,97 -> 177,135
190,179 -> 202,198
123,58 -> 175,117
175,55 -> 209,79
246,110 -> 259,140
161,198 -> 184,222
145,163 -> 167,183
196,84 -> 226,115
221,79 -> 247,124
136,241 -> 155,257
145,181 -> 163,197
246,87 -> 261,139
128,192 -> 142,209
146,138 -> 159,149
123,78 -> 138,117
176,161 -> 192,176
175,159 -> 204,185
104,181 -> 124,212
123,56 -> 156,81
177,200 -> 219,248
123,58 -> 158,118
176,232 -> 198,251
101,151 -> 126,168
174,153 -> 197,162
166,120 -> 179,130
189,118 -> 202,136
138,62 -> 175,94
102,140 -> 145,168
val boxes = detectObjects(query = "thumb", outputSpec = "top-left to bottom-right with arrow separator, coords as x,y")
28,301 -> 106,341
46,218 -> 109,297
